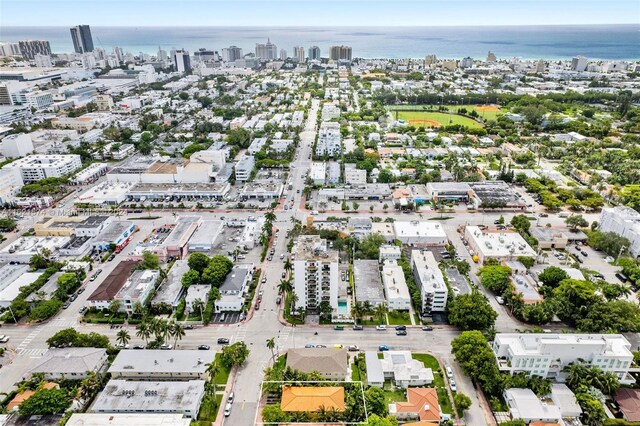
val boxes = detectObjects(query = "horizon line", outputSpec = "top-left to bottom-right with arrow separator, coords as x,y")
2,23 -> 638,28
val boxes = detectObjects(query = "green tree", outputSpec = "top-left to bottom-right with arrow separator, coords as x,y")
139,251 -> 160,270
116,329 -> 130,347
510,214 -> 530,233
448,291 -> 497,331
454,393 -> 472,411
553,279 -> 601,324
181,269 -> 200,288
18,388 -> 71,415
188,252 -> 211,274
365,414 -> 399,426
220,341 -> 250,368
356,233 -> 386,259
136,321 -> 152,344
169,322 -> 185,348
588,231 -> 630,258
451,331 -> 503,395
538,266 -> 568,288
517,256 -> 535,269
266,337 -> 276,363
479,265 -> 512,293
109,299 -> 122,316
28,300 -> 63,322
364,387 -> 387,417
374,303 -> 388,325
565,214 -> 589,230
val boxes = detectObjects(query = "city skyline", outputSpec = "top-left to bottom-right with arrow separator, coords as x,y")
1,0 -> 638,27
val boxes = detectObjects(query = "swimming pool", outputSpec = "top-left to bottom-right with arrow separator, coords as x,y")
337,301 -> 348,315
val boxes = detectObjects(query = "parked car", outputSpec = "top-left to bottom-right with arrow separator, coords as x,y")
395,325 -> 406,331
305,344 -> 316,348
450,380 -> 457,392
160,343 -> 173,350
352,325 -> 363,331
378,345 -> 390,351
376,325 -> 387,331
133,344 -> 145,349
224,403 -> 232,417
228,392 -> 234,404
422,326 -> 433,331
217,338 -> 230,344
396,330 -> 407,336
348,345 -> 359,352
333,325 -> 344,330
198,345 -> 211,350
115,343 -> 129,349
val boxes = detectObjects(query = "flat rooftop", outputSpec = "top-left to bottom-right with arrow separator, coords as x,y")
109,350 -> 215,375
393,220 -> 447,238
91,379 -> 205,414
466,226 -> 536,258
115,269 -> 160,300
152,259 -> 188,306
66,414 -> 191,426
353,260 -> 385,304
96,221 -> 135,242
293,235 -> 339,263
494,333 -> 633,357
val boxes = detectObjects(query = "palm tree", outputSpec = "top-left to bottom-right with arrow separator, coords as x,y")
374,303 -> 388,325
290,293 -> 299,312
265,210 -> 276,223
192,298 -> 205,322
283,258 -> 293,273
278,279 -> 293,295
132,301 -> 144,317
169,322 -> 185,348
108,299 -> 121,316
266,337 -> 276,363
362,301 -> 374,318
205,360 -> 220,395
136,321 -> 152,344
351,301 -> 364,325
116,329 -> 130,347
150,318 -> 168,343
78,371 -> 100,404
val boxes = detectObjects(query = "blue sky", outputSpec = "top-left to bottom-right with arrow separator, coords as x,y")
1,0 -> 638,26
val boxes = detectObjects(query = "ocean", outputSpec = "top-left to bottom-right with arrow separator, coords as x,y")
2,25 -> 639,60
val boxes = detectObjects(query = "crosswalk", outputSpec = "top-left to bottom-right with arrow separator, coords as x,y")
17,348 -> 48,357
15,327 -> 47,357
47,318 -> 78,328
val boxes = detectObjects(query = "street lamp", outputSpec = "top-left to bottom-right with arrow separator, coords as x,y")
616,245 -> 628,265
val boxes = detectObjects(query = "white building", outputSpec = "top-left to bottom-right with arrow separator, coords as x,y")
0,168 -> 24,204
344,166 -> 367,186
504,388 -> 562,424
0,267 -> 41,308
379,245 -> 401,262
365,350 -> 434,389
1,133 -> 34,158
5,154 -> 82,183
66,414 -> 190,426
465,226 -> 536,264
185,284 -> 210,314
293,235 -> 339,310
91,379 -> 205,419
599,206 -> 640,259
316,121 -> 341,157
215,267 -> 250,312
493,333 -> 637,384
411,250 -> 448,314
309,162 -> 327,185
381,260 -> 411,310
234,154 -> 255,182
113,269 -> 160,314
393,221 -> 447,246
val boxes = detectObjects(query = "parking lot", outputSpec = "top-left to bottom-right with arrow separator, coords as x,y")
210,312 -> 243,324
445,266 -> 472,296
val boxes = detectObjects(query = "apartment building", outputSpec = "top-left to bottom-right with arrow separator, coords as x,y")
292,235 -> 339,310
234,154 -> 255,182
381,260 -> 411,310
316,121 -> 341,157
5,154 -> 82,183
599,206 -> 640,258
411,250 -> 448,314
493,333 -> 636,384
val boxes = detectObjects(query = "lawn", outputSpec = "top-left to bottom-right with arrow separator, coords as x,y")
351,362 -> 367,383
393,110 -> 484,129
387,310 -> 412,325
197,393 -> 223,422
214,353 -> 231,387
412,353 -> 452,414
382,381 -> 407,406
388,104 -> 502,121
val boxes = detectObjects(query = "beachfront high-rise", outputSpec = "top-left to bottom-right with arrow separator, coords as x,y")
329,45 -> 352,61
293,46 -> 305,63
70,25 -> 94,53
18,40 -> 51,60
308,46 -> 321,60
173,49 -> 191,73
221,46 -> 243,62
255,38 -> 277,60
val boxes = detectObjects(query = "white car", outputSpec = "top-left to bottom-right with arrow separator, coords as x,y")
224,403 -> 232,417
450,380 -> 457,392
375,325 -> 387,331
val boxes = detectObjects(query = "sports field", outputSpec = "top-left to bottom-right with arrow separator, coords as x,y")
394,110 -> 484,129
389,104 -> 503,122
